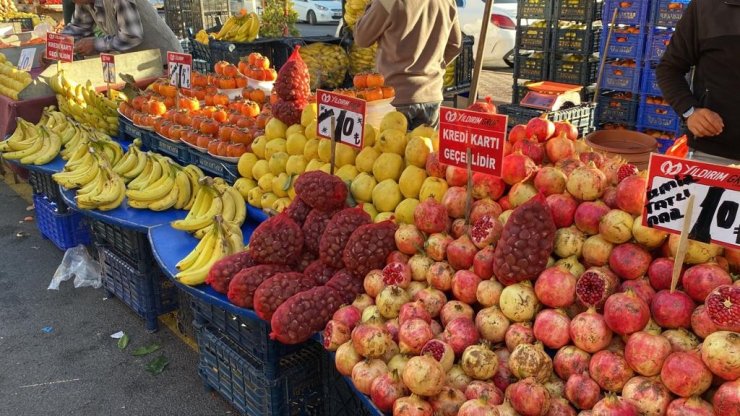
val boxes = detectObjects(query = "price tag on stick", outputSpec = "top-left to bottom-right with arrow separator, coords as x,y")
167,52 -> 192,89
438,107 -> 508,177
45,32 -> 74,63
100,53 -> 116,84
316,89 -> 366,149
18,48 -> 35,71
643,153 -> 740,250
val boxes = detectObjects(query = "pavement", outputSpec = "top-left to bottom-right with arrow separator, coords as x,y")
0,175 -> 233,416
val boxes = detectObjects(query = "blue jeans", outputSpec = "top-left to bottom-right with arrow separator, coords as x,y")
394,102 -> 441,130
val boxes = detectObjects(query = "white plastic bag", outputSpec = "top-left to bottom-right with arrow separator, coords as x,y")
48,245 -> 102,290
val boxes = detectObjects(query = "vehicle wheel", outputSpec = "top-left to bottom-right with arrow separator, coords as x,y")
307,11 -> 317,25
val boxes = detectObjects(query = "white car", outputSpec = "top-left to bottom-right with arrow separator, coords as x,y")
456,0 -> 518,68
293,0 -> 343,25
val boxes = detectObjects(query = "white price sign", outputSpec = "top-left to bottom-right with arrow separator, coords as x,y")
100,53 -> 116,84
18,48 -> 35,71
316,89 -> 366,149
167,52 -> 192,89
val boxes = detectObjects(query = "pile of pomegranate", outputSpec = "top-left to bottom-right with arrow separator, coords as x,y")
323,115 -> 740,416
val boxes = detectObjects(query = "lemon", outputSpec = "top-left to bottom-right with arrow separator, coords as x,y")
399,165 -> 428,198
305,120 -> 317,141
286,155 -> 307,176
286,124 -> 304,138
361,202 -> 378,220
303,138 -> 319,161
318,138 -> 332,162
376,129 -> 407,155
268,151 -> 289,175
350,172 -> 377,202
335,143 -> 357,167
305,159 -> 323,172
374,212 -> 396,223
355,146 -> 380,173
237,152 -> 258,178
260,192 -> 278,209
251,136 -> 268,159
233,177 -> 257,199
380,111 -> 408,132
410,125 -> 437,142
372,152 -> 404,182
258,173 -> 275,192
363,124 -> 377,147
271,172 -> 291,198
264,138 -> 287,160
301,103 -> 317,127
272,197 -> 292,213
247,187 -> 263,207
251,159 -> 270,180
419,177 -> 449,203
405,136 -> 433,168
335,164 -> 359,182
395,198 -> 420,224
372,179 -> 402,212
286,133 -> 308,155
265,118 -> 287,139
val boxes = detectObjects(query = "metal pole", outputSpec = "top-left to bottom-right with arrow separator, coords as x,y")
468,0 -> 494,107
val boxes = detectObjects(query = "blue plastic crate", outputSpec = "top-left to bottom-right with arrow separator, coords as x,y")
556,0 -> 604,22
638,96 -> 681,132
655,138 -> 675,153
601,60 -> 641,92
190,297 -> 312,380
602,27 -> 645,59
118,116 -> 145,141
188,149 -> 238,184
144,132 -> 191,165
322,354 -> 381,416
90,220 -> 152,270
651,0 -> 690,27
34,194 -> 90,251
640,65 -> 662,96
602,0 -> 649,25
99,246 -> 178,331
195,323 -> 324,416
29,170 -> 67,212
646,29 -> 673,62
597,91 -> 639,124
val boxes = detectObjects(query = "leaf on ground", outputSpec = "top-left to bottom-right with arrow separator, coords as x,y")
117,333 -> 129,350
131,343 -> 161,356
146,355 -> 169,375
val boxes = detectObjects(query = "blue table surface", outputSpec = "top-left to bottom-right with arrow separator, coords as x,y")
148,222 -> 261,322
5,137 -> 131,175
246,204 -> 269,223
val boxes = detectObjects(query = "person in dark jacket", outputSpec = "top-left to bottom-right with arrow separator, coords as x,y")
656,0 -> 740,164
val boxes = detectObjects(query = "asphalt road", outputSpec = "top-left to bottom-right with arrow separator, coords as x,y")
0,180 -> 233,415
296,22 -> 340,37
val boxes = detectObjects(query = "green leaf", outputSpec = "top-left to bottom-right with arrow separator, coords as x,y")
132,343 -> 161,356
117,333 -> 129,350
145,355 -> 169,375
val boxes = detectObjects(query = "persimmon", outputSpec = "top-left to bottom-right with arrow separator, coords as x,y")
270,93 -> 279,104
146,99 -> 166,116
228,113 -> 243,125
200,119 -> 219,135
254,55 -> 270,69
218,125 -> 235,142
214,61 -> 228,75
196,134 -> 211,148
235,76 -> 248,88
353,73 -> 368,89
193,88 -> 207,101
212,107 -> 229,123
242,87 -> 253,100
240,100 -> 260,117
218,76 -> 237,89
169,125 -> 185,141
381,86 -> 395,99
265,68 -> 278,81
366,73 -> 385,88
250,88 -> 266,103
131,95 -> 148,111
238,60 -> 249,75
236,117 -> 255,128
213,94 -> 229,106
207,139 -> 220,154
227,143 -> 247,157
215,141 -> 228,156
256,114 -> 269,129
247,53 -> 258,66
160,84 -> 178,98
223,64 -> 239,77
231,127 -> 253,144
180,97 -> 201,111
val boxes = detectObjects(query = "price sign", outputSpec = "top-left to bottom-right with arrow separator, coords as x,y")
100,53 -> 116,84
643,153 -> 740,249
438,107 -> 508,177
316,89 -> 366,149
18,48 -> 36,71
167,52 -> 192,89
45,33 -> 74,63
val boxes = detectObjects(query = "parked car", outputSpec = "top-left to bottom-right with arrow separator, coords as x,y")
293,0 -> 343,25
456,0 -> 518,68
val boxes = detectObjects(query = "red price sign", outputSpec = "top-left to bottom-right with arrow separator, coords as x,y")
316,89 -> 366,149
100,53 -> 116,84
438,107 -> 508,176
644,153 -> 740,249
45,33 -> 74,63
167,52 -> 192,89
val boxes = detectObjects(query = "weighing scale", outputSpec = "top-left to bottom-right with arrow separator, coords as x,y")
519,81 -> 583,111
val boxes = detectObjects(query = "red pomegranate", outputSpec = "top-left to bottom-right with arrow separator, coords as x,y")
465,381 -> 504,403
565,372 -> 601,410
472,173 -> 506,201
370,370 -> 409,412
553,346 -> 591,381
421,339 -> 455,372
441,317 -> 480,356
451,270 -> 482,304
526,114 -> 555,143
470,198 -> 503,225
393,394 -> 434,416
712,379 -> 740,416
545,133 -> 575,162
588,350 -> 634,392
621,376 -> 671,416
533,309 -> 571,349
415,198 -> 450,234
508,124 -> 527,145
666,397 -> 715,416
413,286 -> 447,318
470,215 -> 504,250
648,257 -> 678,291
467,96 -> 497,114
624,331 -> 672,376
619,278 -> 656,306
440,300 -> 474,327
660,351 -> 713,397
615,175 -> 647,216
534,166 -> 568,196
591,395 -> 638,416
701,331 -> 740,381
554,120 -> 578,141
546,193 -> 578,228
603,290 -> 650,336
501,151 -> 536,186
705,284 -> 740,331
425,152 -> 448,178
474,247 -> 496,281
574,201 -> 610,235
651,289 -> 695,329
504,322 -> 535,351
535,267 -> 577,308
608,243 -> 652,280
682,263 -> 733,302
569,308 -> 613,353
506,377 -> 552,416
691,305 -> 720,339
429,386 -> 467,416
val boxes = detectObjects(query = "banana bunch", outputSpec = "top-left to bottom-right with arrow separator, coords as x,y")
344,0 -> 370,31
444,58 -> 456,87
74,160 -> 127,211
213,12 -> 259,42
348,43 -> 377,76
124,154 -> 204,212
0,53 -> 33,100
50,71 -> 120,136
195,29 -> 209,45
299,43 -> 349,89
40,107 -> 84,145
0,119 -> 61,165
171,177 -> 246,238
175,216 -> 244,286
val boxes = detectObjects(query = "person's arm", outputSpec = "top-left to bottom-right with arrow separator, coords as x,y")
61,5 -> 95,39
93,0 -> 144,53
354,0 -> 392,47
443,14 -> 462,65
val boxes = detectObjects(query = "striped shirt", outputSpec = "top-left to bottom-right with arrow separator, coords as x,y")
62,0 -> 144,53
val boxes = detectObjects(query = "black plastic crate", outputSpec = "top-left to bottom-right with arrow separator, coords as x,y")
518,0 -> 554,20
597,91 -> 639,125
196,322 -> 324,416
444,35 -> 474,95
517,24 -> 551,51
556,0 -> 603,22
515,53 -> 550,81
176,289 -> 196,340
29,171 -> 67,212
188,148 -> 238,184
90,220 -> 152,270
34,195 -> 91,251
208,36 -> 344,70
190,297 -> 312,380
99,246 -> 178,331
322,354 -> 379,416
166,0 -> 230,37
1,17 -> 33,31
498,102 -> 596,137
550,56 -> 598,85
553,24 -> 601,53
119,116 -> 145,141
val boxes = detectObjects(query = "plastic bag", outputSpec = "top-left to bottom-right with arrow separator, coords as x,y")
665,135 -> 688,158
48,245 -> 102,290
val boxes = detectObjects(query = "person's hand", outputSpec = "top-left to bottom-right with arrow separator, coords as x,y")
73,37 -> 96,56
687,108 -> 724,138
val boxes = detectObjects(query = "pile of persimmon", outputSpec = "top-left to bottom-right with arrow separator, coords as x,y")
237,53 -> 277,81
333,72 -> 395,101
119,89 -> 200,128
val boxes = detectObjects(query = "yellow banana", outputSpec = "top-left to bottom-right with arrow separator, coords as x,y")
173,168 -> 192,210
176,227 -> 216,271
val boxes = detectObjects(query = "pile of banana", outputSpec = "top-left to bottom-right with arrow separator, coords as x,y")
0,53 -> 33,100
348,43 -> 377,76
0,119 -> 61,165
344,0 -> 370,31
194,29 -> 210,45
122,152 -> 205,212
175,216 -> 244,286
444,59 -> 456,88
171,177 -> 246,239
0,0 -> 41,26
49,71 -> 120,136
52,147 -> 127,211
299,43 -> 349,89
212,12 -> 260,42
